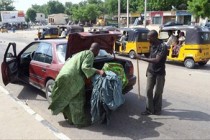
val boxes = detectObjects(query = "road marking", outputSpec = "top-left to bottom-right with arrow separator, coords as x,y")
0,85 -> 70,140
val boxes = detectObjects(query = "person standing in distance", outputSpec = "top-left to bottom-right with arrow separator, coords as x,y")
137,30 -> 168,115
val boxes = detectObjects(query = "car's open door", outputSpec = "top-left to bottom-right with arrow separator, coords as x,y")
1,43 -> 18,85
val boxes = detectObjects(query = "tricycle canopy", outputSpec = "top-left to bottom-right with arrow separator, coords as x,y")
160,25 -> 210,44
126,27 -> 149,42
39,26 -> 59,35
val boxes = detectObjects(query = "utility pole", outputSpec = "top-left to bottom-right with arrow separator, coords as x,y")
127,0 -> 129,28
118,0 -> 120,27
144,0 -> 147,28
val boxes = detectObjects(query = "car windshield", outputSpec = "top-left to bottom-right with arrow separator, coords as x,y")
56,43 -> 67,63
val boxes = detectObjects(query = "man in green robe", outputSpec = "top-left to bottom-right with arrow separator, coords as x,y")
49,43 -> 105,127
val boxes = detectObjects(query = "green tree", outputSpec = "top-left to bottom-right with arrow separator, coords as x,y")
25,16 -> 30,23
72,6 -> 86,22
26,8 -> 36,22
120,0 -> 140,13
46,0 -> 65,15
87,0 -> 104,15
31,4 -> 41,11
64,2 -> 74,16
71,1 -> 102,23
0,0 -> 15,11
84,4 -> 100,22
78,1 -> 87,7
129,0 -> 140,13
188,0 -> 210,18
104,0 -> 118,15
87,0 -> 103,4
32,4 -> 48,16
114,0 -> 188,13
146,0 -> 188,11
136,0 -> 144,13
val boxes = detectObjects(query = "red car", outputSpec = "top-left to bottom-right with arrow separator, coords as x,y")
2,32 -> 136,102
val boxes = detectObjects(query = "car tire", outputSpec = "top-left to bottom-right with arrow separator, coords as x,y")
45,79 -> 55,103
184,58 -> 195,69
198,61 -> 208,66
129,50 -> 136,59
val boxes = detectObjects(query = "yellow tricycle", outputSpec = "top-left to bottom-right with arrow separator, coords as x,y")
115,27 -> 150,59
159,25 -> 210,68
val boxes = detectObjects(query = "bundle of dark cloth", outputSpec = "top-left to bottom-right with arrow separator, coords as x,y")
91,71 -> 125,125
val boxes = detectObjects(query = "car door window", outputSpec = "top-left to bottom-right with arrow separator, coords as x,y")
33,42 -> 52,64
20,42 -> 39,61
56,44 -> 67,63
19,43 -> 40,77
45,44 -> 53,63
6,45 -> 16,62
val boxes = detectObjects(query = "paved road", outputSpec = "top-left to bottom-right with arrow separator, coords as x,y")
0,30 -> 210,139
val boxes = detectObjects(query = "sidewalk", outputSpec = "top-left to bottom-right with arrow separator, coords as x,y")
0,86 -> 69,140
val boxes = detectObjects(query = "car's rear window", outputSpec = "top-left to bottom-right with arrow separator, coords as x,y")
95,49 -> 112,59
56,43 -> 67,63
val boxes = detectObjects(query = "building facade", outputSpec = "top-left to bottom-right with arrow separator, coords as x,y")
36,13 -> 46,24
48,13 -> 69,25
120,10 -> 194,26
176,10 -> 192,25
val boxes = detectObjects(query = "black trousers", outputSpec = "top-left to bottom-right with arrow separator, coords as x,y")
145,72 -> 165,113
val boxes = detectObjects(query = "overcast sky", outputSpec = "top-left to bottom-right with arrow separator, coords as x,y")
14,0 -> 82,12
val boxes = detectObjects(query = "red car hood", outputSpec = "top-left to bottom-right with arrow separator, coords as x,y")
66,32 -> 120,59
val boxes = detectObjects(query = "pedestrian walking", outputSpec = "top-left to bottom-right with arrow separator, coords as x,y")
137,30 -> 168,115
48,42 -> 105,127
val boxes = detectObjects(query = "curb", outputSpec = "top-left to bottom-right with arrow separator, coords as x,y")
0,85 -> 70,140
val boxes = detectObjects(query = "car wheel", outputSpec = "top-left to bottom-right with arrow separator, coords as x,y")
184,58 -> 195,69
198,61 -> 208,66
129,50 -> 136,59
45,79 -> 55,103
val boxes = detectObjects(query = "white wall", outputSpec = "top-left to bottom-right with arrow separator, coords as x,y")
36,13 -> 45,22
48,14 -> 68,25
199,17 -> 209,26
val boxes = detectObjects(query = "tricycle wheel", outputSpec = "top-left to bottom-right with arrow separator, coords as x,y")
184,58 -> 195,69
129,50 -> 136,59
